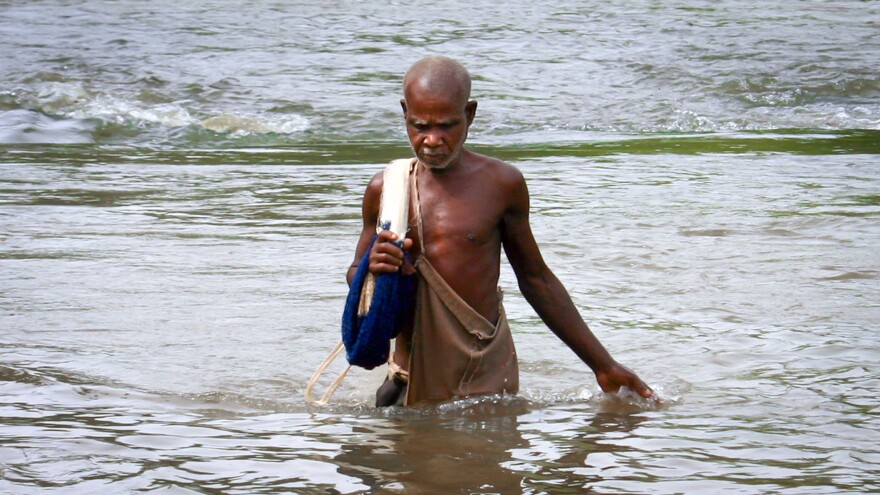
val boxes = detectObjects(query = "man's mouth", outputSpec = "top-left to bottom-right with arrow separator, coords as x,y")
421,152 -> 443,160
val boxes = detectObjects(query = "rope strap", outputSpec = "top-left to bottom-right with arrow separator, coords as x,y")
305,341 -> 351,406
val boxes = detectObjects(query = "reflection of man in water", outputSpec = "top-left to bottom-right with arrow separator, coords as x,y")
347,56 -> 653,406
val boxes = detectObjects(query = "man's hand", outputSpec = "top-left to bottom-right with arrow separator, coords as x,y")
369,230 -> 414,275
595,361 -> 655,399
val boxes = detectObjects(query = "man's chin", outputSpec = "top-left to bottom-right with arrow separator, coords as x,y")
418,155 -> 452,170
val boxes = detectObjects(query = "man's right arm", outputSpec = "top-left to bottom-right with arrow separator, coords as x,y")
347,172 -> 383,286
347,171 -> 413,286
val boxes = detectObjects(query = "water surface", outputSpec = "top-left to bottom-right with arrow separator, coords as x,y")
1,1 -> 879,493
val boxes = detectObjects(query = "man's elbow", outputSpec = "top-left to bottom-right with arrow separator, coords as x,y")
518,271 -> 554,303
345,265 -> 358,287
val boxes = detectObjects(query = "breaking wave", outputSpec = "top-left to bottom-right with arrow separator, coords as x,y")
0,81 -> 310,144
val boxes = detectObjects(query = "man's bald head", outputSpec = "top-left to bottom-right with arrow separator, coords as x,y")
399,57 -> 477,170
402,56 -> 472,107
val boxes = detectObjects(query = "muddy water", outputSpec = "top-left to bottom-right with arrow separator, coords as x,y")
2,0 -> 879,492
2,152 -> 878,493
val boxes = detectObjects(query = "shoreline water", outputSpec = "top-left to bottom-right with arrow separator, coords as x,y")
3,128 -> 879,168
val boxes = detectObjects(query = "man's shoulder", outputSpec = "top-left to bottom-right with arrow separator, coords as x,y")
465,152 -> 529,213
468,151 -> 524,185
364,166 -> 386,200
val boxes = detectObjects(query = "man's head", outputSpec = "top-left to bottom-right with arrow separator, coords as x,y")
401,56 -> 477,171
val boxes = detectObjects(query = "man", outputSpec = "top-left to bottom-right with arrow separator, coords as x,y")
348,56 -> 653,406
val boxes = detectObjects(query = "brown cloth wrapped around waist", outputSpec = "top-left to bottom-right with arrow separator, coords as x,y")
397,255 -> 519,406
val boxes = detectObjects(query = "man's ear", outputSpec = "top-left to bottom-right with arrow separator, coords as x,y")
400,99 -> 407,116
465,100 -> 477,125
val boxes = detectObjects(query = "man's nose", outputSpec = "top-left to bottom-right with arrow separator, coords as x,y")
423,131 -> 442,147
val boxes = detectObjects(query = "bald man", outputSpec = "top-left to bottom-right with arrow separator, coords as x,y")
348,56 -> 653,406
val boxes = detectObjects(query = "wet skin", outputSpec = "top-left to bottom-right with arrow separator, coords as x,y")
348,75 -> 654,399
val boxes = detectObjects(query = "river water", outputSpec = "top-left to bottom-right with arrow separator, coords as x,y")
2,1 -> 879,494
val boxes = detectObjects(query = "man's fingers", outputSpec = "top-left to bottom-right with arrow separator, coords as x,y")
372,243 -> 404,261
626,377 -> 659,402
369,232 -> 412,274
376,230 -> 398,243
596,366 -> 657,401
372,263 -> 402,273
369,242 -> 405,273
377,230 -> 413,250
371,251 -> 403,266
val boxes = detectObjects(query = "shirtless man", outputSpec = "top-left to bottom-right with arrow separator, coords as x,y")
348,56 -> 653,406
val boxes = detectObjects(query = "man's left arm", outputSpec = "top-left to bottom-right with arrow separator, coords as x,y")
500,169 -> 654,399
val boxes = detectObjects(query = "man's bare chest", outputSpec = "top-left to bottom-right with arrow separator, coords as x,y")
410,186 -> 505,250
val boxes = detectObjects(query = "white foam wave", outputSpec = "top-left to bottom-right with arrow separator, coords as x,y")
62,93 -> 197,128
120,103 -> 196,128
0,109 -> 97,144
33,82 -> 310,136
823,105 -> 880,130
199,113 -> 310,136
35,82 -> 91,113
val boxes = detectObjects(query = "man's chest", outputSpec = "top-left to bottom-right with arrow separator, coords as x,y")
410,185 -> 505,249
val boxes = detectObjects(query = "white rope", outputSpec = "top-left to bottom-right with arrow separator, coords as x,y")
304,341 -> 351,406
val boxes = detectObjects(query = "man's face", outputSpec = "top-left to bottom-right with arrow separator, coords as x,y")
401,86 -> 474,170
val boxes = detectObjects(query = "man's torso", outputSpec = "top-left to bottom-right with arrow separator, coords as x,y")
405,150 -> 517,323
